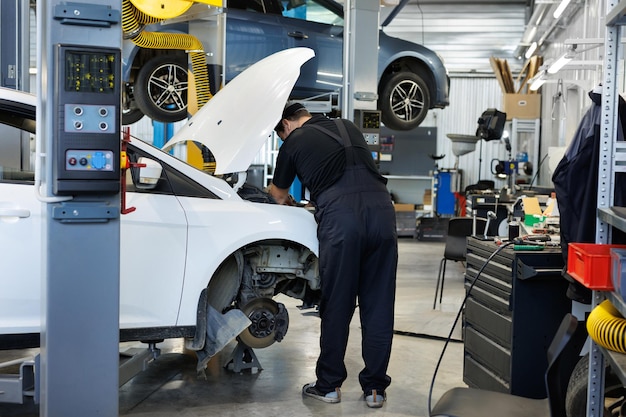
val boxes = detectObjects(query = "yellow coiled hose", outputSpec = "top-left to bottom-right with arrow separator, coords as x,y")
587,299 -> 626,353
121,0 -> 212,110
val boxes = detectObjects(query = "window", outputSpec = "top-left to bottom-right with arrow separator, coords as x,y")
281,0 -> 343,26
125,145 -> 219,199
0,111 -> 35,184
228,0 -> 284,14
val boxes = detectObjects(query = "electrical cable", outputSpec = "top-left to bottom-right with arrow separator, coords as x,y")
393,329 -> 462,343
416,1 -> 424,45
426,240 -> 515,417
527,153 -> 549,190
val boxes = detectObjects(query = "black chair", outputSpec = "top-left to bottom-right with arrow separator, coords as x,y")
430,313 -> 587,417
433,217 -> 486,309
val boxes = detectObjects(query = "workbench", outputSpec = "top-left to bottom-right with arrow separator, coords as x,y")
463,237 -> 572,398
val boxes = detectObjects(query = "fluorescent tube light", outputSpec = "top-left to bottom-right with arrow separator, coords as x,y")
529,77 -> 547,91
548,52 -> 573,74
525,42 -> 538,59
528,69 -> 547,91
553,0 -> 571,19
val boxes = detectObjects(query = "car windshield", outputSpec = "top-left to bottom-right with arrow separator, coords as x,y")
282,0 -> 344,26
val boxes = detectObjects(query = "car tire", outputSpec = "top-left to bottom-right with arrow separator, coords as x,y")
378,71 -> 430,131
122,107 -> 145,125
135,55 -> 189,123
565,354 -> 625,417
122,85 -> 145,125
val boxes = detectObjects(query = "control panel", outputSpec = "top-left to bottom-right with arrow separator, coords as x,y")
354,109 -> 381,162
53,45 -> 121,195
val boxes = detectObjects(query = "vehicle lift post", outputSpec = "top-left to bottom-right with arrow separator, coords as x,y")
38,1 -> 122,416
342,0 -> 382,158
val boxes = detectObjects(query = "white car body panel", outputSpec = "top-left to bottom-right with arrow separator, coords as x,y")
164,47 -> 315,175
0,184 -> 42,333
0,48 -> 320,343
120,191 -> 187,328
175,196 -> 319,325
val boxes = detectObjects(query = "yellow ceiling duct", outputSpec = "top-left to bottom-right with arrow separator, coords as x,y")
129,0 -> 193,20
194,0 -> 223,6
130,0 -> 222,20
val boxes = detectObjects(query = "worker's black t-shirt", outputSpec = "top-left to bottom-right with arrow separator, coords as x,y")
272,115 -> 386,201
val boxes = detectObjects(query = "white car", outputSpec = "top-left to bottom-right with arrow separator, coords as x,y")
0,48 -> 320,353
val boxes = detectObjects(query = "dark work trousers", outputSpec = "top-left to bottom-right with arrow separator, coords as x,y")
313,164 -> 398,394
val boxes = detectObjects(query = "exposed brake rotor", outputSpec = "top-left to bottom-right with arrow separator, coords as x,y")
238,298 -> 283,349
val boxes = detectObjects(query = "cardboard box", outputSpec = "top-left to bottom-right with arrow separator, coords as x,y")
394,203 -> 415,212
423,189 -> 432,205
503,94 -> 541,120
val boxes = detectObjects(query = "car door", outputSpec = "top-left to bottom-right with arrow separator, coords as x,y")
279,0 -> 344,97
0,123 -> 41,334
119,145 -> 188,329
224,0 -> 289,83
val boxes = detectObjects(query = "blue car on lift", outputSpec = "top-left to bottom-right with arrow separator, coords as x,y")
122,0 -> 449,131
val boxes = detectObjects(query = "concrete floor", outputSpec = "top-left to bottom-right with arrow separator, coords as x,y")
1,238 -> 468,417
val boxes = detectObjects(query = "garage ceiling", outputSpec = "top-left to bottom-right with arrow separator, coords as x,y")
380,0 -> 532,75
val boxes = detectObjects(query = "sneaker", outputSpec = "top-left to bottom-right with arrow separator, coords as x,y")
365,389 -> 386,408
302,382 -> 341,403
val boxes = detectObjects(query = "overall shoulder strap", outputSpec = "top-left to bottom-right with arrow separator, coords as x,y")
305,120 -> 356,165
333,119 -> 353,149
305,123 -> 343,144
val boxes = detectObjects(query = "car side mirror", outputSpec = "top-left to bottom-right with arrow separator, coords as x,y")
136,157 -> 162,190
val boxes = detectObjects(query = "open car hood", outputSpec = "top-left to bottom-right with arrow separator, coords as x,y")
163,48 -> 315,175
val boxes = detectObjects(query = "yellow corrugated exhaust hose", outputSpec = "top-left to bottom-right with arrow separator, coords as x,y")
122,0 -> 213,111
587,299 -> 626,353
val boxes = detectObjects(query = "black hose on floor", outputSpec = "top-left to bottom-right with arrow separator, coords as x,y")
426,241 -> 514,417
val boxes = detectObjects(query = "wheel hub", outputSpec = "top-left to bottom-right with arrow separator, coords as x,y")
238,298 -> 280,349
248,309 -> 276,339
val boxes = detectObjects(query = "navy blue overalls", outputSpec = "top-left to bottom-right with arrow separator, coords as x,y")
308,120 -> 398,394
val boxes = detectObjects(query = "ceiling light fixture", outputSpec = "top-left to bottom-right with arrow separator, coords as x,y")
529,77 -> 547,91
529,77 -> 591,92
553,0 -> 572,19
548,51 -> 574,74
525,42 -> 538,59
529,70 -> 547,91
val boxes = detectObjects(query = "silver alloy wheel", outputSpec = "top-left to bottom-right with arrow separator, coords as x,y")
146,62 -> 188,114
135,54 -> 190,123
379,71 -> 430,130
390,79 -> 425,122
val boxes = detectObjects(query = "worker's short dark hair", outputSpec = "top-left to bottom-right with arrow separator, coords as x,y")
274,102 -> 310,133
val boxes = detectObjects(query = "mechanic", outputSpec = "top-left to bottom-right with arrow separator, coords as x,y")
269,102 -> 398,408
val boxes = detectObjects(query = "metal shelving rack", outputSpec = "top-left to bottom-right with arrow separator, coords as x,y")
587,2 -> 626,416
510,118 -> 541,183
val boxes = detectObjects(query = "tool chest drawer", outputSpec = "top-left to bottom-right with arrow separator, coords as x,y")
464,281 -> 509,315
463,353 -> 509,394
462,237 -> 570,399
465,297 -> 512,349
464,325 -> 511,382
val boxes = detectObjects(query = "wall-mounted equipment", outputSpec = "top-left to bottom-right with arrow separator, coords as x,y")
53,45 -> 121,195
354,109 -> 381,163
476,108 -> 506,141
